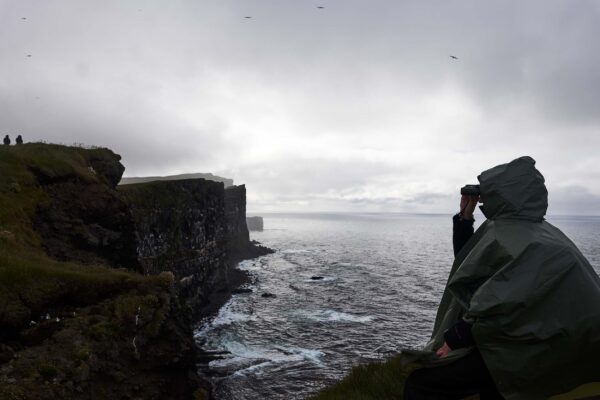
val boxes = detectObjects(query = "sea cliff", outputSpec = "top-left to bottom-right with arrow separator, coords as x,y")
0,143 -> 271,399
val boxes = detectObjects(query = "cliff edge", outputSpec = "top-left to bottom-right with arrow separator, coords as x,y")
0,143 -> 271,399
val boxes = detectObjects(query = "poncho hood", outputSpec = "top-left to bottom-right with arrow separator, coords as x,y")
478,156 -> 547,221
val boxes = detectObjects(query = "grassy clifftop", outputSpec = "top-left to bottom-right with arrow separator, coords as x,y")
0,143 -> 204,399
0,143 -> 122,250
0,143 -> 136,334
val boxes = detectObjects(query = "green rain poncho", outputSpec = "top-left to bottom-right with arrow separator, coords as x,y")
423,156 -> 600,400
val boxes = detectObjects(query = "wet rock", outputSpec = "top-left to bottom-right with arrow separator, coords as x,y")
261,292 -> 277,298
310,276 -> 324,280
232,288 -> 253,294
197,351 -> 229,364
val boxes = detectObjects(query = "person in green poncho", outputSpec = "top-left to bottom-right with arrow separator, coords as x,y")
403,156 -> 600,400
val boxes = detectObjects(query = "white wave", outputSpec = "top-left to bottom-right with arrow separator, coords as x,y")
299,309 -> 374,323
237,260 -> 261,271
194,301 -> 256,339
333,262 -> 353,267
209,339 -> 324,373
281,249 -> 312,254
233,360 -> 272,376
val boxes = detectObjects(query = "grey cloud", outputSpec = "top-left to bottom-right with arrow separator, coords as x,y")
238,157 -> 404,195
2,0 -> 600,214
0,86 -> 228,175
548,185 -> 600,216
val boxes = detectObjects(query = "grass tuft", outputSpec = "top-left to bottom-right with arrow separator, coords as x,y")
312,354 -> 417,400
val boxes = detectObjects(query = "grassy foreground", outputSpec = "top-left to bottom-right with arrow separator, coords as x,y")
312,354 -> 600,400
312,354 -> 419,400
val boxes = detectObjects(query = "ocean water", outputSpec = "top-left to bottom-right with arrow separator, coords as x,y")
195,213 -> 600,400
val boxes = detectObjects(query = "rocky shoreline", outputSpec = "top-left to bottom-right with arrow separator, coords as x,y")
0,143 -> 272,399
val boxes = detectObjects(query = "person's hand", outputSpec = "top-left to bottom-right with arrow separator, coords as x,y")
459,195 -> 479,220
436,342 -> 452,358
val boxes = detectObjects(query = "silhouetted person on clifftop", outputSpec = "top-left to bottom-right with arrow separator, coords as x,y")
15,135 -> 23,145
3,135 -> 10,145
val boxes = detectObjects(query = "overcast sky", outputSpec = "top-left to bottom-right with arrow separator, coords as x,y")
2,0 -> 599,215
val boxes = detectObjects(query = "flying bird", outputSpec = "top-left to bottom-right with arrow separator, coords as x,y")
26,54 -> 32,57
450,55 -> 459,60
21,17 -> 27,20
244,16 -> 252,19
317,6 -> 325,8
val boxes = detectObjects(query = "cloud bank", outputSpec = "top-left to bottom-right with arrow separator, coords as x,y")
1,0 -> 599,215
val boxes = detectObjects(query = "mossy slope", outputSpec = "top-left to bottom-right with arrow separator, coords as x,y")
0,143 -> 204,399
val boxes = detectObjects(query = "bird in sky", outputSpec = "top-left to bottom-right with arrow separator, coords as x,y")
317,6 -> 325,9
26,54 -> 32,57
450,55 -> 459,60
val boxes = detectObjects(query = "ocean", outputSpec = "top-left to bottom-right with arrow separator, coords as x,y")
194,213 -> 600,400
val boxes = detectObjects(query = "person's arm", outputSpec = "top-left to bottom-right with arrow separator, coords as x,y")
452,195 -> 478,256
453,214 -> 474,256
437,195 -> 479,358
443,319 -> 475,349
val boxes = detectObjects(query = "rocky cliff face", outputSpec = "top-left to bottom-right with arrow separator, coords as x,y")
225,185 -> 250,251
120,181 -> 272,317
0,143 -> 270,400
32,151 -> 140,270
121,179 -> 229,316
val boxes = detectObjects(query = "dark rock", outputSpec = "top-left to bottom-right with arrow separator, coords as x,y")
197,350 -> 229,364
225,185 -> 250,250
261,292 -> 277,298
232,288 -> 253,294
311,276 -> 325,280
86,149 -> 125,188
33,178 -> 140,270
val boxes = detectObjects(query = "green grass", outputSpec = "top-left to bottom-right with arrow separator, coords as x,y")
312,354 -> 482,400
312,354 -> 417,400
0,143 -> 114,250
312,353 -> 599,400
0,143 -> 173,334
0,246 -> 171,333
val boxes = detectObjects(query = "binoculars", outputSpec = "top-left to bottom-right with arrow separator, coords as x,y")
460,184 -> 480,196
